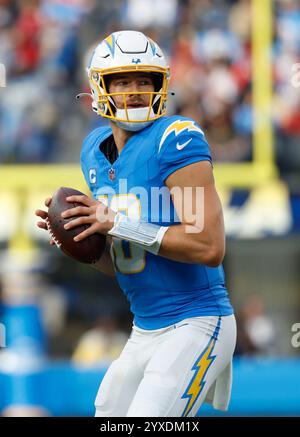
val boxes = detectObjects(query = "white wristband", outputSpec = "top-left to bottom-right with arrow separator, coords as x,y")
108,213 -> 169,255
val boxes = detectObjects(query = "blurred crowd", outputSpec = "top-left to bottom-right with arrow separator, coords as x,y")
235,294 -> 277,356
0,0 -> 300,179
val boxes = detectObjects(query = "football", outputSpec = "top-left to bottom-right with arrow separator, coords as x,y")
46,187 -> 106,264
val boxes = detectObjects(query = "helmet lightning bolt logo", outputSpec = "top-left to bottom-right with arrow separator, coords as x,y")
104,34 -> 116,57
158,120 -> 204,153
181,318 -> 221,417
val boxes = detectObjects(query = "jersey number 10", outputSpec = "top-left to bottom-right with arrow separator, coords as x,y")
98,194 -> 146,274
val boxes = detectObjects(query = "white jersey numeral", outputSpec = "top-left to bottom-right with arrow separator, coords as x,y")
98,194 -> 146,274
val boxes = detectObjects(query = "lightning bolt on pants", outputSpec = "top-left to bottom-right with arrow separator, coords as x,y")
94,314 -> 236,417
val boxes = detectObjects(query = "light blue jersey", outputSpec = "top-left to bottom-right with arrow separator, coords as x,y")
81,115 -> 234,329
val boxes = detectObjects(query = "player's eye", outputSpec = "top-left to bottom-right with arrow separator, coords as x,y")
116,80 -> 129,86
139,79 -> 152,86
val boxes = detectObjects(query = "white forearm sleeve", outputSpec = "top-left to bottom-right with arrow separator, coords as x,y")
108,213 -> 169,255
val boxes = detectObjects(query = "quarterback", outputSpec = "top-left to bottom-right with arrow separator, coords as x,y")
36,30 -> 236,417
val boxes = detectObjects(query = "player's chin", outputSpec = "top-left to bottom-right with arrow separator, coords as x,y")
127,105 -> 146,108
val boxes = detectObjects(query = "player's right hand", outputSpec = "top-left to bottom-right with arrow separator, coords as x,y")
35,197 -> 55,246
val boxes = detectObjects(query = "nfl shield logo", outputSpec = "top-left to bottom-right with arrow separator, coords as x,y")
108,168 -> 115,181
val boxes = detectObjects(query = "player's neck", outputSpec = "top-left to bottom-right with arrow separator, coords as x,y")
110,122 -> 135,155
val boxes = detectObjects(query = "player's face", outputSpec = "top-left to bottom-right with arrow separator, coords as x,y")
107,72 -> 155,109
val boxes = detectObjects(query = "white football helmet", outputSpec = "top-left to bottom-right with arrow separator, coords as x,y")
87,30 -> 170,131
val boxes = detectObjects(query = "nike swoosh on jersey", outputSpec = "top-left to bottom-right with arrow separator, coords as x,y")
176,138 -> 193,150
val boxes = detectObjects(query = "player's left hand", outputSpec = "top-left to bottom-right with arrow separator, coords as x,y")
62,195 -> 116,241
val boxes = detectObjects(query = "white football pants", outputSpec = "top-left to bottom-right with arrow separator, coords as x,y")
95,314 -> 236,417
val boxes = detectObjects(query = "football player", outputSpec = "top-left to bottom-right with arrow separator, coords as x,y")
36,30 -> 236,417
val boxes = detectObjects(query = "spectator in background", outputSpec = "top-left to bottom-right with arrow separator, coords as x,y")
123,0 -> 178,29
72,314 -> 128,366
12,0 -> 41,75
0,0 -> 17,70
0,0 -> 90,163
235,294 -> 277,356
0,0 -> 46,162
171,27 -> 252,162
